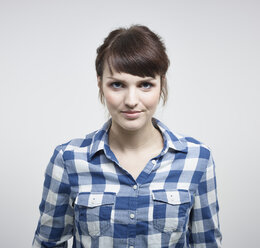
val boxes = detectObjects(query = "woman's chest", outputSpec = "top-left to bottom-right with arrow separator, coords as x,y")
116,155 -> 150,180
108,134 -> 164,179
113,150 -> 160,180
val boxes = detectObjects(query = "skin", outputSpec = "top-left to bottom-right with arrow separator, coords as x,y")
97,62 -> 164,154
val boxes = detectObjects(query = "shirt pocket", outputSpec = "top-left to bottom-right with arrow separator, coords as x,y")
74,192 -> 116,238
152,189 -> 191,233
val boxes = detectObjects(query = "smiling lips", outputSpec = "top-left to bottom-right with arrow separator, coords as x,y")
122,111 -> 141,113
121,111 -> 142,119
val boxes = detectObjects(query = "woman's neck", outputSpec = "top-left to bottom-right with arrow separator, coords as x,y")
108,119 -> 163,153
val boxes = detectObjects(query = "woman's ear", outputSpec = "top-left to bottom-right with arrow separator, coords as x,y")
97,76 -> 104,95
161,75 -> 166,81
97,76 -> 104,96
160,75 -> 165,89
97,76 -> 101,89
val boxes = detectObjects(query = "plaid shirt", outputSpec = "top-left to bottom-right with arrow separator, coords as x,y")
33,117 -> 222,248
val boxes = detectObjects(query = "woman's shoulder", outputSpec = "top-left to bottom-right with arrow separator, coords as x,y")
171,130 -> 213,154
54,129 -> 99,154
176,131 -> 207,146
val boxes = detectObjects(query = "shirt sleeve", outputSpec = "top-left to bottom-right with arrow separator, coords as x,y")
189,151 -> 222,247
32,145 -> 74,247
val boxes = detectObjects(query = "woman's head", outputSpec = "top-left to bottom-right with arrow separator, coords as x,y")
96,25 -> 170,106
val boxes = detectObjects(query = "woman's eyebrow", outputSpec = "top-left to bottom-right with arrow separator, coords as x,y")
107,76 -> 155,82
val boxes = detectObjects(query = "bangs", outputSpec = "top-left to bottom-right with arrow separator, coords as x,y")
105,32 -> 168,78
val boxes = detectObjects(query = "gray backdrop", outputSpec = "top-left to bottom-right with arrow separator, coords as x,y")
0,0 -> 259,247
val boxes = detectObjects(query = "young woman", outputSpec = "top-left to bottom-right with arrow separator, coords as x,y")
33,25 -> 222,247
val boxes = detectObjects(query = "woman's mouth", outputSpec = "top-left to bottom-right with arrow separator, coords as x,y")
121,111 -> 142,119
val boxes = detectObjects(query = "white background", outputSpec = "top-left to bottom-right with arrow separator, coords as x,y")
0,0 -> 259,247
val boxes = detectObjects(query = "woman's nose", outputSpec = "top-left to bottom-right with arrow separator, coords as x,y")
124,89 -> 138,108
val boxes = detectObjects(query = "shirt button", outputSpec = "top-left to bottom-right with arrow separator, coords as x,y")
130,213 -> 135,219
152,160 -> 156,165
133,185 -> 137,190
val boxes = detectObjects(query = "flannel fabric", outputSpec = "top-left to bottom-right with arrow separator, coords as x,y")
33,117 -> 222,248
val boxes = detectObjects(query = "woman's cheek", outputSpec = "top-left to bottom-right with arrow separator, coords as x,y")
104,92 -> 121,107
142,92 -> 160,108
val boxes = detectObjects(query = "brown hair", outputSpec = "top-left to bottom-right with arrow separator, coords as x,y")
95,25 -> 170,105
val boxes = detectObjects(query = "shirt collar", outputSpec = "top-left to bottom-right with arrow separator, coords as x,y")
152,118 -> 188,153
88,117 -> 187,161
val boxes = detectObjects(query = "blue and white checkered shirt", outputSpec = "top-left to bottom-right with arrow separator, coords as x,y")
33,117 -> 222,247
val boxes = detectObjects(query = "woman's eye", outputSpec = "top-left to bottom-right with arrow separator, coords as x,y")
141,82 -> 153,89
109,81 -> 152,89
110,82 -> 123,88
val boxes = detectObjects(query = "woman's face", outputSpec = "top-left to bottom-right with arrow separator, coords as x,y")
98,63 -> 161,132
